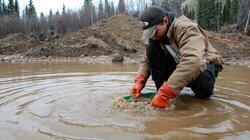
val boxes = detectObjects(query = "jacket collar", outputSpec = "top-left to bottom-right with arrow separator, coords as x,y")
167,17 -> 176,39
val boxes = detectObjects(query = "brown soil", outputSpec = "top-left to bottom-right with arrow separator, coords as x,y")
207,31 -> 250,65
0,14 -> 144,60
0,14 -> 249,65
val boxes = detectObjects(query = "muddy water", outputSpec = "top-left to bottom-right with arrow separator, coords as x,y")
0,62 -> 249,140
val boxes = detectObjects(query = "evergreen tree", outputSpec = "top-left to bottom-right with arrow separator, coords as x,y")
39,12 -> 45,24
55,10 -> 60,18
118,0 -> 126,13
21,8 -> 26,20
145,2 -> 148,11
218,1 -> 223,22
39,12 -> 46,33
23,0 -> 37,35
208,0 -> 218,30
55,10 -> 60,31
49,9 -> 53,18
223,0 -> 231,24
61,4 -> 67,33
183,5 -> 195,20
27,0 -> 36,20
83,0 -> 94,25
14,0 -> 19,16
183,5 -> 188,16
24,5 -> 28,19
56,10 -> 59,15
2,0 -> 7,15
197,0 -> 219,30
197,0 -> 206,28
0,0 -> 2,15
62,4 -> 66,16
231,0 -> 239,22
197,0 -> 227,30
48,9 -> 53,23
84,0 -> 92,5
204,0 -> 210,29
187,7 -> 195,20
48,9 -> 54,30
7,0 -> 15,15
92,5 -> 97,22
191,7 -> 195,19
98,0 -> 104,20
215,0 -> 223,30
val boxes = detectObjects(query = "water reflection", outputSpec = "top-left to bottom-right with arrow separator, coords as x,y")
0,62 -> 249,139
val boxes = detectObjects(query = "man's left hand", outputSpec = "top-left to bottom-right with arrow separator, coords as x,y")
150,82 -> 178,108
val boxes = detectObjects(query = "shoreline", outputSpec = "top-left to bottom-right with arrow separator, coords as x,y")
0,54 -> 142,64
0,54 -> 249,67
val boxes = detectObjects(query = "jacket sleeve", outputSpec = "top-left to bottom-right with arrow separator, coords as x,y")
167,22 -> 206,93
138,50 -> 151,79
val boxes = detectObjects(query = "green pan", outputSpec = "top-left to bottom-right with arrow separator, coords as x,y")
123,92 -> 156,101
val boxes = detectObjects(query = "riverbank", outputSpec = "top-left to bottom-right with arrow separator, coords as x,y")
1,54 -> 250,67
0,54 -> 142,64
0,14 -> 249,66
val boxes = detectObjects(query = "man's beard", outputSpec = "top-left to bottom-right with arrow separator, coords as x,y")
150,33 -> 167,41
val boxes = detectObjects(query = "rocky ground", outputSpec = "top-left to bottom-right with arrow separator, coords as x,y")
206,31 -> 250,65
0,14 -> 249,65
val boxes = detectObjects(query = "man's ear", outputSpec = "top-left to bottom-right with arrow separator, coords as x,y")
163,16 -> 169,25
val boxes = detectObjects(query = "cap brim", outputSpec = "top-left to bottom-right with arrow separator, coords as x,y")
142,25 -> 156,40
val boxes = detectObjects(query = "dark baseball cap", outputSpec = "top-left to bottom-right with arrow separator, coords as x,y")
139,6 -> 166,40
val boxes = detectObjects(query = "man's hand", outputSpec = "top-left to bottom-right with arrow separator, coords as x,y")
130,73 -> 147,98
150,82 -> 177,108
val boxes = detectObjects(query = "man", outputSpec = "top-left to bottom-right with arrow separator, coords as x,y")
130,6 -> 223,108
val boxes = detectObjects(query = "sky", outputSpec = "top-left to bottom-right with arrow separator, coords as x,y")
18,0 -> 119,16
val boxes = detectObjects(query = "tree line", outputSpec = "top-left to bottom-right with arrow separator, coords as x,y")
0,0 -> 249,39
0,0 -> 127,39
151,0 -> 249,33
196,0 -> 241,31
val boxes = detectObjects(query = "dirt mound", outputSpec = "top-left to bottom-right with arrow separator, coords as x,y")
0,14 -> 144,59
0,14 -> 249,65
0,33 -> 41,55
207,31 -> 250,64
90,14 -> 144,54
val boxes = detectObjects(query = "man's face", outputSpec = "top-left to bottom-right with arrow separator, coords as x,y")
151,17 -> 168,41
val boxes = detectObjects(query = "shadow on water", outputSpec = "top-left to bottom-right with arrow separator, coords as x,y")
0,62 -> 249,140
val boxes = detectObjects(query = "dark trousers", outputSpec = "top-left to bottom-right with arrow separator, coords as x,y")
147,42 -> 218,99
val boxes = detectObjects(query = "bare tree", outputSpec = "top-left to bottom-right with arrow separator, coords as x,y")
81,0 -> 94,26
39,12 -> 46,35
104,0 -> 111,17
237,0 -> 250,30
110,1 -> 115,16
126,0 -> 134,13
244,10 -> 250,35
98,0 -> 104,20
161,0 -> 171,11
169,0 -> 185,16
61,4 -> 67,33
118,0 -> 126,13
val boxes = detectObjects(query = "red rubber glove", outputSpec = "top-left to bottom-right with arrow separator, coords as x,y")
130,73 -> 147,98
150,82 -> 177,108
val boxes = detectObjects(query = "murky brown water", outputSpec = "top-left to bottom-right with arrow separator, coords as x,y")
0,62 -> 249,140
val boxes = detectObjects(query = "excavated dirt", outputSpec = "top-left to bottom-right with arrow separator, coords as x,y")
206,31 -> 250,65
0,14 -> 144,63
0,14 -> 249,65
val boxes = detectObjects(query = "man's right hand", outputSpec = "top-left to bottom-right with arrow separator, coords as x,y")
130,73 -> 147,98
